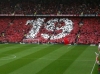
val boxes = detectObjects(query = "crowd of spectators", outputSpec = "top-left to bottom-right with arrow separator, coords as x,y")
0,16 -> 100,44
76,17 -> 100,44
0,0 -> 100,15
0,0 -> 100,44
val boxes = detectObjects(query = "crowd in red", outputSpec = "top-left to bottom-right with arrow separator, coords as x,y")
0,17 -> 32,43
0,17 -> 100,44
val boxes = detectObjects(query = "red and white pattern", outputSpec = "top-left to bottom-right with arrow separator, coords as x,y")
0,17 -> 100,44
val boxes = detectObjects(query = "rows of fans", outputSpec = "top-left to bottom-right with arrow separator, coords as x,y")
0,1 -> 100,15
0,17 -> 100,44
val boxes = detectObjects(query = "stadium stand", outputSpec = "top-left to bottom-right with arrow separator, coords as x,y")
0,0 -> 100,15
0,16 -> 100,44
0,17 -> 32,43
0,0 -> 100,45
77,18 -> 100,44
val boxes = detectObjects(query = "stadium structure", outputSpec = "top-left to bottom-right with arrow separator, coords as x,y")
0,0 -> 100,74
